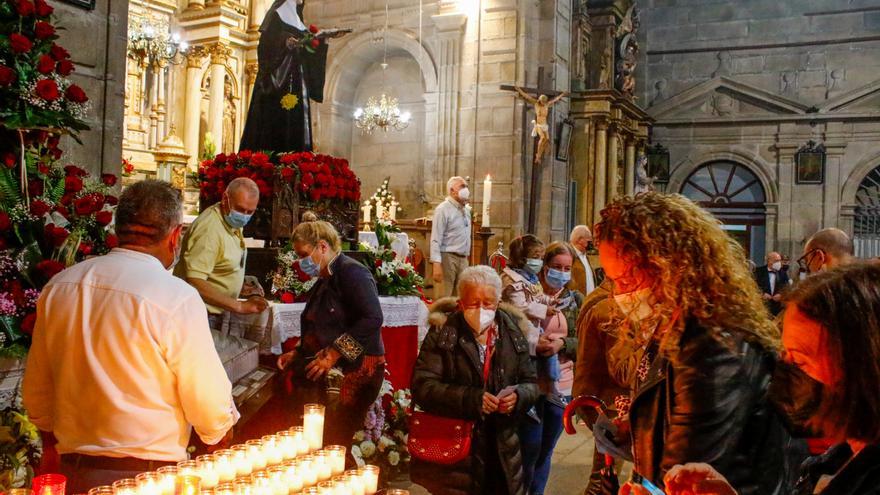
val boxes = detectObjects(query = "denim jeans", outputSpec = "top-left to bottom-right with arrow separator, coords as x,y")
519,395 -> 566,495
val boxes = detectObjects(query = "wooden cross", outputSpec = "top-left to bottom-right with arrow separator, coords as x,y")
500,67 -> 565,234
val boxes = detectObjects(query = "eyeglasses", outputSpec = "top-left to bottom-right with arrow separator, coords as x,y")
797,249 -> 823,272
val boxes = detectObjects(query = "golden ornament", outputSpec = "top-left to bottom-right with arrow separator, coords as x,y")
280,93 -> 299,110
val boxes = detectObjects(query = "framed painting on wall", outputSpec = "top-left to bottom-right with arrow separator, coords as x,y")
795,140 -> 826,185
556,118 -> 574,162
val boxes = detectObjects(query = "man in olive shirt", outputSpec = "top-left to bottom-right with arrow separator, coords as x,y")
175,177 -> 268,328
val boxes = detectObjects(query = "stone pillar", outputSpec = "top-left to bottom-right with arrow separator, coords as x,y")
243,62 -> 259,123
207,43 -> 230,155
624,139 -> 636,196
593,119 -> 608,223
431,12 -> 467,198
149,63 -> 160,149
184,48 -> 206,167
606,128 -> 619,201
156,61 -> 167,138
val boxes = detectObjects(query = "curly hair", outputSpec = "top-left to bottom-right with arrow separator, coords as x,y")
594,192 -> 780,370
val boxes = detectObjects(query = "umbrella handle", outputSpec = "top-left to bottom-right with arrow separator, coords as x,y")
563,394 -> 608,435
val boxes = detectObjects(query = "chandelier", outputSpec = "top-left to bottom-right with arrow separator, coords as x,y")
127,18 -> 188,66
353,2 -> 411,134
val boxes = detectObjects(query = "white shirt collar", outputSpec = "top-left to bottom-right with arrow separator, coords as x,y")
112,247 -> 165,269
276,0 -> 306,30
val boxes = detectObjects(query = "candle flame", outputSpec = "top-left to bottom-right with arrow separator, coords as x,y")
486,174 -> 491,180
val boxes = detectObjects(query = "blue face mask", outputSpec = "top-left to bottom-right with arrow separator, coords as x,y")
524,258 -> 544,274
545,268 -> 571,288
299,252 -> 320,277
224,209 -> 252,230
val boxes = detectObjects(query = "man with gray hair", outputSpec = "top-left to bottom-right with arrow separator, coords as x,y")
176,177 -> 268,329
799,227 -> 855,275
568,225 -> 596,295
430,176 -> 472,297
24,181 -> 238,492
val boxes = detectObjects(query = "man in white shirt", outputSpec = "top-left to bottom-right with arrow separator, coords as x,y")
567,225 -> 596,295
23,180 -> 239,493
430,176 -> 472,297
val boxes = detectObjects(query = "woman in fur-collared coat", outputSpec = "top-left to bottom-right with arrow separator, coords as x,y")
410,266 -> 539,495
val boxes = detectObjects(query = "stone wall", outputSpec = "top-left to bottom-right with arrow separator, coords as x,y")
52,0 -> 129,176
638,0 -> 880,261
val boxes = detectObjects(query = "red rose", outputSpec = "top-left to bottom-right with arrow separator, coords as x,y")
64,165 -> 87,177
251,152 -> 269,166
9,33 -> 33,54
65,84 -> 88,103
64,176 -> 83,193
78,242 -> 92,256
310,38 -> 321,49
20,312 -> 37,335
34,21 -> 54,39
44,224 -> 69,247
36,54 -> 55,74
105,233 -> 118,249
280,153 -> 296,165
36,259 -> 65,280
29,200 -> 51,217
3,153 -> 15,169
280,292 -> 295,304
309,24 -> 319,34
16,0 -> 34,16
56,59 -> 74,76
214,153 -> 227,163
0,65 -> 16,86
50,43 -> 69,61
95,210 -> 112,226
310,189 -> 322,201
34,0 -> 52,16
237,149 -> 252,161
73,195 -> 101,216
280,167 -> 295,181
397,268 -> 409,277
104,195 -> 118,206
37,162 -> 49,175
53,204 -> 68,218
35,78 -> 59,101
301,173 -> 314,186
374,259 -> 383,268
101,173 -> 117,187
0,211 -> 10,231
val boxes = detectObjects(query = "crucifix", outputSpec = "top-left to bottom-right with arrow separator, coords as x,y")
500,67 -> 569,233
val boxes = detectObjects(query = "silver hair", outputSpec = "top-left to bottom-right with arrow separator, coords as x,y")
226,177 -> 260,198
116,180 -> 183,245
457,265 -> 503,300
447,176 -> 466,193
570,224 -> 591,243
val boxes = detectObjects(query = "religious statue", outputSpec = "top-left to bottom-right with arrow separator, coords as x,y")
239,0 -> 350,153
514,86 -> 569,164
635,154 -> 655,193
222,79 -> 236,154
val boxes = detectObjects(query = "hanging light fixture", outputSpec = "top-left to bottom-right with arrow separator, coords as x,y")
353,1 -> 411,134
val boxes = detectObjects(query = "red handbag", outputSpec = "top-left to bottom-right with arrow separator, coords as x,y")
408,326 -> 495,465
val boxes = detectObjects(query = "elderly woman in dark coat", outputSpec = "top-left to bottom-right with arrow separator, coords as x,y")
411,265 -> 539,495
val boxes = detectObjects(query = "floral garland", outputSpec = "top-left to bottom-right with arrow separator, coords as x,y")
0,397 -> 42,492
271,246 -> 317,303
352,379 -> 411,484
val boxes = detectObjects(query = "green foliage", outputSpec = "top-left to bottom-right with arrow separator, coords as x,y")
0,167 -> 21,210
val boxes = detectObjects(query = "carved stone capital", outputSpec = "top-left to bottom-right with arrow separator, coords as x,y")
245,62 -> 259,81
185,45 -> 207,68
208,42 -> 232,65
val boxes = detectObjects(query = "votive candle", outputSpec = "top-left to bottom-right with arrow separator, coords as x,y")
313,452 -> 331,482
231,445 -> 253,476
299,456 -> 317,487
112,479 -> 137,495
173,475 -> 201,495
360,466 -> 379,495
156,467 -> 179,495
197,455 -> 220,489
324,446 -> 346,476
288,427 -> 308,456
261,435 -> 283,466
135,473 -> 162,495
277,431 -> 297,460
213,450 -> 237,483
344,470 -> 364,495
246,440 -> 267,471
303,404 -> 325,452
267,467 -> 288,495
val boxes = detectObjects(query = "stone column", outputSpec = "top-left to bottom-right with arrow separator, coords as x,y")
431,12 -> 467,198
184,47 -> 206,167
606,127 -> 619,201
207,43 -> 230,155
243,62 -> 259,122
149,62 -> 160,148
624,139 -> 636,196
593,119 -> 608,223
156,61 -> 167,138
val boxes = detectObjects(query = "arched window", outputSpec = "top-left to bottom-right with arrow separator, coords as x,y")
854,165 -> 880,258
681,161 -> 766,206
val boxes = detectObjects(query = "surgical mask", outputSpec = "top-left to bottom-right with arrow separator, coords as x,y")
225,209 -> 252,229
613,288 -> 654,321
299,251 -> 321,277
168,240 -> 182,270
465,307 -> 496,332
545,268 -> 571,289
525,258 -> 544,274
769,360 -> 826,437
457,187 -> 470,201
771,261 -> 783,272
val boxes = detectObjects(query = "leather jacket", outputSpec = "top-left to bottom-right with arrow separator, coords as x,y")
628,319 -> 787,495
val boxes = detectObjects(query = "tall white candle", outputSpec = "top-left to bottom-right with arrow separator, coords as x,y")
361,201 -> 371,225
389,200 -> 398,221
375,202 -> 384,221
481,175 -> 492,227
303,404 -> 325,452
360,465 -> 379,495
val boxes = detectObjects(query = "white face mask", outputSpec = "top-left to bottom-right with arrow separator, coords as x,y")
771,261 -> 783,272
465,307 -> 495,332
613,288 -> 654,321
456,187 -> 470,201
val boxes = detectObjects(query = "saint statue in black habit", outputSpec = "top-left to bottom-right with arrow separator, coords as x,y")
240,0 -> 349,153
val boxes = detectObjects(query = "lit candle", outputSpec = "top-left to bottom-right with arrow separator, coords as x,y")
112,479 -> 138,495
375,201 -> 384,221
231,445 -> 253,476
303,404 -> 325,452
316,481 -> 335,495
177,461 -> 198,477
233,476 -> 254,495
289,426 -> 308,456
213,450 -> 237,483
300,455 -> 318,487
325,446 -> 346,476
344,470 -> 364,495
156,466 -> 179,495
313,451 -> 331,482
284,460 -> 303,493
481,174 -> 492,227
251,472 -> 273,495
196,455 -> 220,489
246,440 -> 267,471
389,200 -> 398,221
173,476 -> 201,495
277,430 -> 297,461
262,435 -> 283,466
361,201 -> 371,226
266,467 -> 288,495
360,465 -> 379,495
135,473 -> 162,495
214,482 -> 235,495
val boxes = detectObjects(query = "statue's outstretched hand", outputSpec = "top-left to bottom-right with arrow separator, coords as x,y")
317,28 -> 353,40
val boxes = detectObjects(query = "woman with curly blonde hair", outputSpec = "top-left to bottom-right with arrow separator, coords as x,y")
594,192 -> 787,495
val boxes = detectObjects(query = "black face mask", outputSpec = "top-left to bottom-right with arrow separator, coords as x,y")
769,360 -> 826,437
586,241 -> 595,253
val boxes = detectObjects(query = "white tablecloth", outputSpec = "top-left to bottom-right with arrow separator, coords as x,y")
358,231 -> 410,260
227,296 -> 429,355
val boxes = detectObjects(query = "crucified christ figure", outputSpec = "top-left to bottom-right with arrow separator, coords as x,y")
514,86 -> 569,163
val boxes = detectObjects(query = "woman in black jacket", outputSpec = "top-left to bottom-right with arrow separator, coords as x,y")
594,193 -> 786,494
276,221 -> 384,465
411,265 -> 539,495
662,262 -> 880,495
